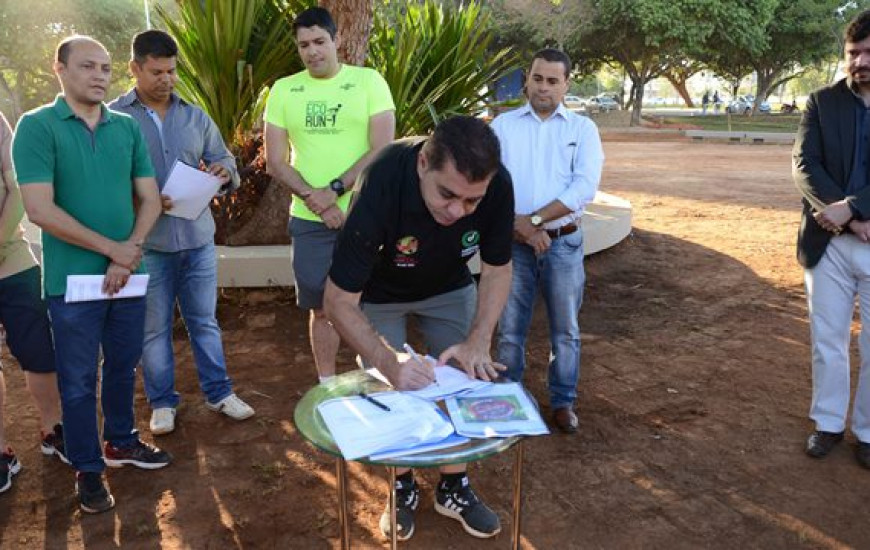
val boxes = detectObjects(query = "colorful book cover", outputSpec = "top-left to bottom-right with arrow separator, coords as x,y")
456,395 -> 529,423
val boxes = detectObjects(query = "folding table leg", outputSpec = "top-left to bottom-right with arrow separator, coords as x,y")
389,466 -> 398,550
336,458 -> 350,549
511,440 -> 525,550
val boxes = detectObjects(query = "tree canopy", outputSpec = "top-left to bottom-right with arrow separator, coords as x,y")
0,0 -> 149,122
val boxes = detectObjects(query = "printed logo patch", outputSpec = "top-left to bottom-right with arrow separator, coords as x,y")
290,85 -> 305,92
394,236 -> 419,267
340,83 -> 356,91
460,230 -> 480,258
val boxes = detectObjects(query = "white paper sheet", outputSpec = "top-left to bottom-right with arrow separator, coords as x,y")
317,392 -> 455,460
64,274 -> 149,303
161,160 -> 222,220
365,359 -> 491,402
368,432 -> 470,461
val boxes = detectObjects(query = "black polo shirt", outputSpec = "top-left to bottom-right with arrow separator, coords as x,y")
329,137 -> 514,304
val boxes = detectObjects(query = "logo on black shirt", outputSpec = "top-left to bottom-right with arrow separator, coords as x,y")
305,102 -> 342,128
460,230 -> 480,258
394,236 -> 419,268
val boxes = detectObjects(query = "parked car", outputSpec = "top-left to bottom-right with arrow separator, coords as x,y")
563,95 -> 585,112
587,95 -> 620,112
726,95 -> 771,115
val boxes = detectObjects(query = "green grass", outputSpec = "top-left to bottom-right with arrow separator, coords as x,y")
656,114 -> 801,133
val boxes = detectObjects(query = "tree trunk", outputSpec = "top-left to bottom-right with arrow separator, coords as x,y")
665,75 -> 693,107
630,80 -> 644,127
225,178 -> 291,246
319,0 -> 373,66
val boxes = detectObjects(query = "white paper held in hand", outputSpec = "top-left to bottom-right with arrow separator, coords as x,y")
161,160 -> 223,220
65,274 -> 150,303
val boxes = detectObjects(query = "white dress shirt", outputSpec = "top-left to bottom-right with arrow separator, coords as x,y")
491,102 -> 604,229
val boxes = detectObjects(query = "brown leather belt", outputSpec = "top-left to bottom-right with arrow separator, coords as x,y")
546,222 -> 579,239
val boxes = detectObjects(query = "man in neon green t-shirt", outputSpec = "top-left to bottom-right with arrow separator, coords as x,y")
265,6 -> 395,384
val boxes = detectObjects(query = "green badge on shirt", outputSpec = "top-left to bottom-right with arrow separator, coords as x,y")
461,230 -> 480,258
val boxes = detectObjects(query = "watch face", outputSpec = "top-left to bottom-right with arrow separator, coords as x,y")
531,215 -> 543,227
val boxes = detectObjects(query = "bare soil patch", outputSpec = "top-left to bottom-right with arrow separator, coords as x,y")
2,133 -> 868,549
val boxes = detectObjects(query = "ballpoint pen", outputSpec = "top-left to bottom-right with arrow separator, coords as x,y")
359,391 -> 391,412
403,343 -> 439,386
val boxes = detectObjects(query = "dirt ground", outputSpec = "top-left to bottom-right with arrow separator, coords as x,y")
2,132 -> 870,549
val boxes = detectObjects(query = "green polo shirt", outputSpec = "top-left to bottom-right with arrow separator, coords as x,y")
12,96 -> 155,296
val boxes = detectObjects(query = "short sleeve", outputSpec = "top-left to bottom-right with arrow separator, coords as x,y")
12,115 -> 55,185
131,122 -> 156,179
366,70 -> 395,117
478,166 -> 514,266
264,79 -> 288,129
329,163 -> 389,293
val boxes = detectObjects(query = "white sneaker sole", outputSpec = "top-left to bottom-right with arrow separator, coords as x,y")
79,492 -> 115,514
0,460 -> 21,493
434,501 -> 501,539
206,401 -> 255,421
41,445 -> 71,465
105,458 -> 170,470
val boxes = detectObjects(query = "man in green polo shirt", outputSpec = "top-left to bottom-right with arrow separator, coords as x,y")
264,7 -> 395,385
12,35 -> 170,514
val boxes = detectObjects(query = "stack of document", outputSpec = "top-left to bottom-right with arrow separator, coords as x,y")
366,364 -> 491,401
445,382 -> 549,438
318,392 -> 456,460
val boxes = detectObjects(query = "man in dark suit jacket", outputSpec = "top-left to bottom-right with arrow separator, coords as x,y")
793,9 -> 870,470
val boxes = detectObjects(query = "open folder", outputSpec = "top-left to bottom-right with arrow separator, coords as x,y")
161,160 -> 222,220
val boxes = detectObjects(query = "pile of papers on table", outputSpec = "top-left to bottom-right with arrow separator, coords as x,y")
320,367 -> 549,460
317,392 -> 456,460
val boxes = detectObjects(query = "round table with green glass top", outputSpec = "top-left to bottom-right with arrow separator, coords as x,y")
293,369 -> 527,550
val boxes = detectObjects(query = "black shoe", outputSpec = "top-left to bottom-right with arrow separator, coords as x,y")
856,441 -> 870,469
379,476 -> 420,541
104,439 -> 172,470
0,449 -> 21,494
806,430 -> 844,458
41,424 -> 70,465
76,472 -> 115,514
435,477 -> 501,538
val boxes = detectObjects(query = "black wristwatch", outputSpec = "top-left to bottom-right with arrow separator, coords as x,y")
329,178 -> 346,197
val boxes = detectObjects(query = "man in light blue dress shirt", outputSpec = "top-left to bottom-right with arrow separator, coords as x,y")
110,30 -> 254,435
491,49 -> 604,433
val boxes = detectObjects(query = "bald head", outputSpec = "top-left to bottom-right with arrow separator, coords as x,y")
54,35 -> 111,107
56,35 -> 108,66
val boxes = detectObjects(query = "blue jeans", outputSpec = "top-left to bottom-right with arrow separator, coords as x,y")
48,297 -> 144,473
497,229 -> 586,409
142,243 -> 232,409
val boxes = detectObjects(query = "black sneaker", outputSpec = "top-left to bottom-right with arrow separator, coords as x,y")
806,430 -> 844,458
104,439 -> 172,470
0,449 -> 21,493
378,476 -> 420,541
41,424 -> 70,465
856,440 -> 870,469
435,477 -> 501,538
76,471 -> 115,514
